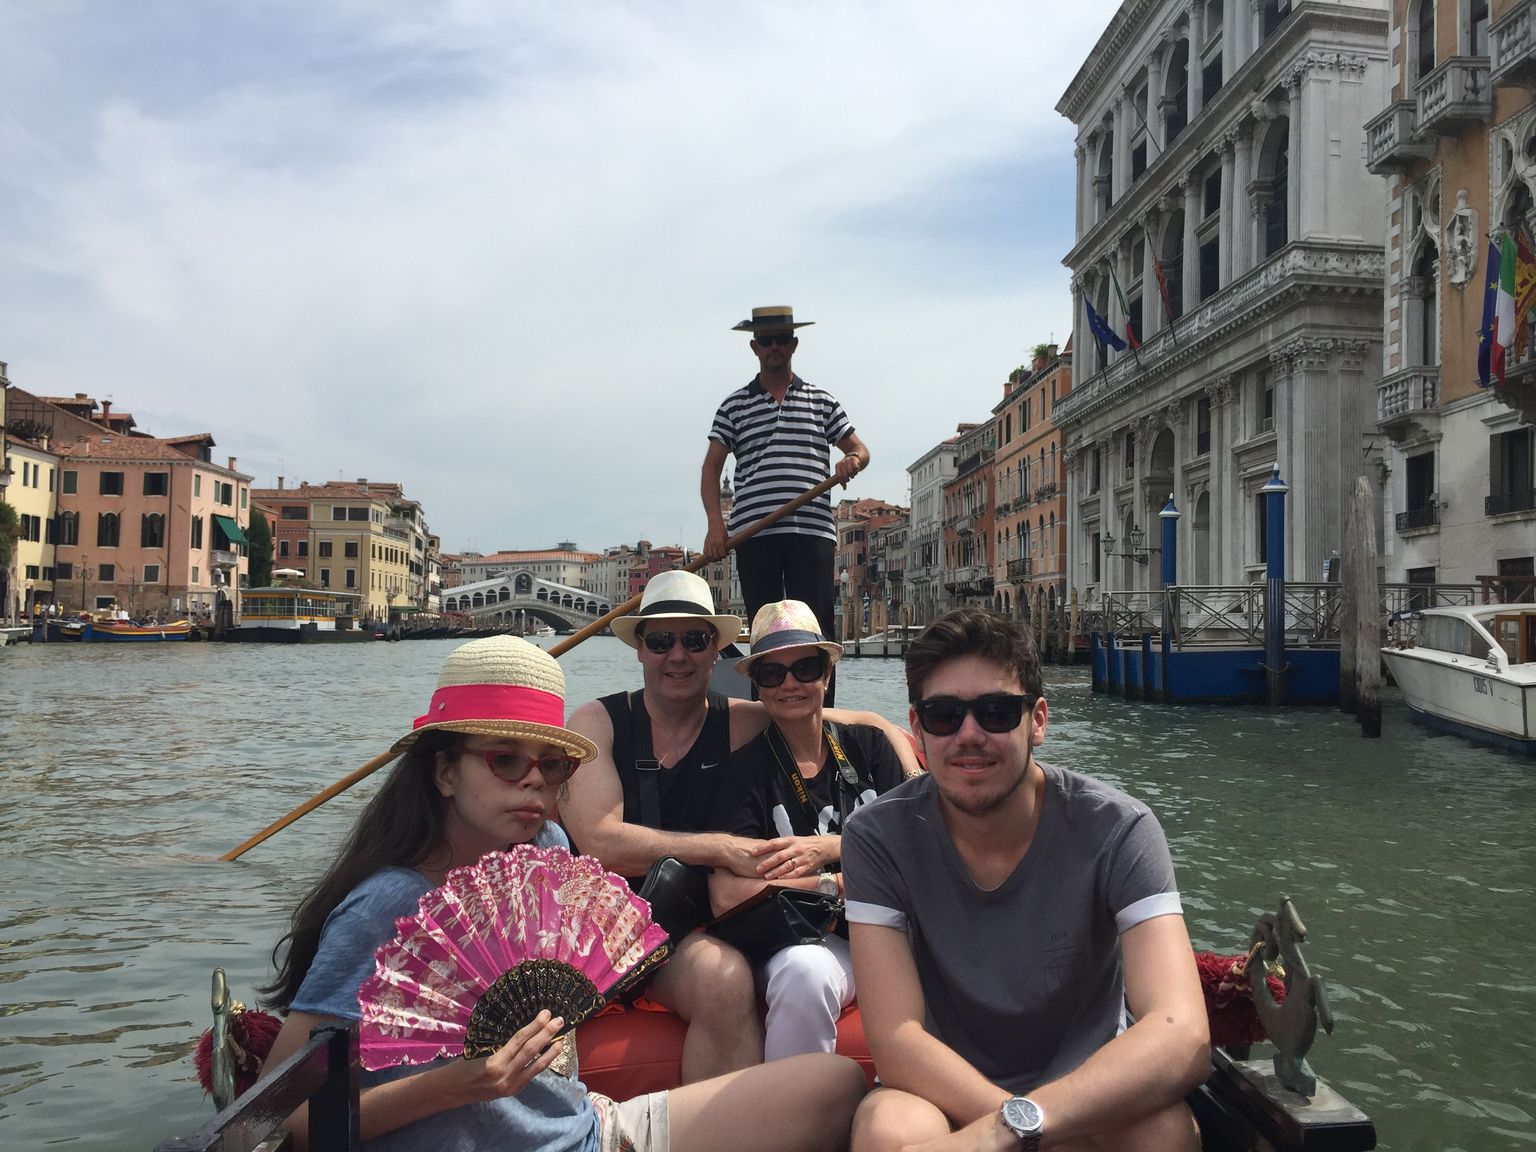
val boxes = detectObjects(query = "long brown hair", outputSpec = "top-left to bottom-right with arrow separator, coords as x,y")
260,731 -> 462,1010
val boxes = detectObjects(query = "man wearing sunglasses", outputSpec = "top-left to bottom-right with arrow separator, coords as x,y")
563,571 -> 919,1084
843,609 -> 1209,1152
700,305 -> 871,706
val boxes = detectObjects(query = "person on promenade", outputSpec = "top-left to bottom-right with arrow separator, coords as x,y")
701,305 -> 870,706
843,608 -> 1210,1152
562,570 -> 920,1082
256,634 -> 866,1152
709,600 -> 907,1061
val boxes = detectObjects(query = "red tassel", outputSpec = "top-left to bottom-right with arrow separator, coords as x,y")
194,1006 -> 283,1099
1195,950 -> 1286,1049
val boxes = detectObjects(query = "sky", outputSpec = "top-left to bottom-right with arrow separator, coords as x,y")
1,1 -> 1120,555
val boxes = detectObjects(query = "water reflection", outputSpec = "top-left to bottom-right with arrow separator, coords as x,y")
0,637 -> 1531,1150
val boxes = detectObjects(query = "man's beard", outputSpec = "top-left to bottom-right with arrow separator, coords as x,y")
936,748 -> 1031,818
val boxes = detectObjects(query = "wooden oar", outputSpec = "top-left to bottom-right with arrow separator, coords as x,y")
221,471 -> 849,861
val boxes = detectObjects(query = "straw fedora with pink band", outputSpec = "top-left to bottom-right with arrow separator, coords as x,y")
389,635 -> 598,761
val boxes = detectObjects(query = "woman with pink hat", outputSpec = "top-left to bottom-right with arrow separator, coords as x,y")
709,602 -> 908,1061
255,635 -> 865,1152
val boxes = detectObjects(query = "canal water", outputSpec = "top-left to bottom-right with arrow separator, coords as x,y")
1,637 -> 1532,1151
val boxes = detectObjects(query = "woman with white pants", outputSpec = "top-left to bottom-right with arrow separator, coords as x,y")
709,600 -> 908,1059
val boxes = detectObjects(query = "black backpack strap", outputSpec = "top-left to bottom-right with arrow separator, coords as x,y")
627,691 -> 664,829
823,721 -> 862,829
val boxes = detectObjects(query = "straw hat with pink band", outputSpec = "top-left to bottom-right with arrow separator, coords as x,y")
389,635 -> 598,762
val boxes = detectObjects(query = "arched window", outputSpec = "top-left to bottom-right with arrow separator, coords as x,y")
1409,242 -> 1439,367
1412,0 -> 1436,84
1164,40 -> 1190,143
97,512 -> 120,548
141,512 -> 165,549
59,511 -> 79,546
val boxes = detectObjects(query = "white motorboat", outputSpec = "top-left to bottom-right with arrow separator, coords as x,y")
1381,603 -> 1536,755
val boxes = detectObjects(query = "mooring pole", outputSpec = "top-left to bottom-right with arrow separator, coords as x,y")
1159,493 -> 1180,644
1262,467 -> 1290,706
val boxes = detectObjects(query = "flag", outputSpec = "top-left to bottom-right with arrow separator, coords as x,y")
1152,254 -> 1179,344
1494,233 -> 1517,384
1109,268 -> 1142,350
1513,230 -> 1536,350
1084,297 -> 1126,352
1478,238 -> 1499,387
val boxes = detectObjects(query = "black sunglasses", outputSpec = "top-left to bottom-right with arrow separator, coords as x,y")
473,749 -> 581,785
753,332 -> 796,347
913,693 -> 1038,737
750,651 -> 829,689
642,628 -> 716,654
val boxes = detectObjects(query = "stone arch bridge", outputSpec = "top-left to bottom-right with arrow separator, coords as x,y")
441,570 -> 613,632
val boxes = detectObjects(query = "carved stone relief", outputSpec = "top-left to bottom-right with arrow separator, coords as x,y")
1444,190 -> 1479,287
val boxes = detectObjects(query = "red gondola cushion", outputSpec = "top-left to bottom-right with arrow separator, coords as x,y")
575,1004 -> 876,1098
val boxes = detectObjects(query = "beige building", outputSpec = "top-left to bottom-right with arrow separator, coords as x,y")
251,479 -> 429,620
1366,0 -> 1535,596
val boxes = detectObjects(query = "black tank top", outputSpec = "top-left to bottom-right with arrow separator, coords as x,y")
600,689 -> 732,834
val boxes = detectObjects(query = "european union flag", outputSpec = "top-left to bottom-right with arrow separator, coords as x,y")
1085,297 -> 1127,353
1478,238 -> 1499,387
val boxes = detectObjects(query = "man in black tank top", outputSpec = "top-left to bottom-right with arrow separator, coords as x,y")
565,572 -> 922,1081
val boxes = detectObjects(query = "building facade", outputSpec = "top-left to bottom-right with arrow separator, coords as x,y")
906,434 -> 961,624
1365,0 -> 1535,597
943,420 -> 997,606
1057,0 -> 1390,601
993,343 -> 1074,618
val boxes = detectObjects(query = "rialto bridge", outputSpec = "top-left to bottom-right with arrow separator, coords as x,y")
441,570 -> 613,632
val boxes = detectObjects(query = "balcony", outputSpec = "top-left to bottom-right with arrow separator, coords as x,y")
945,566 -> 994,596
952,514 -> 975,536
1395,506 -> 1439,533
1492,0 -> 1536,88
211,549 -> 239,569
1486,488 -> 1536,516
1364,100 -> 1435,174
1377,365 -> 1439,440
1416,58 -> 1492,135
1006,557 -> 1032,580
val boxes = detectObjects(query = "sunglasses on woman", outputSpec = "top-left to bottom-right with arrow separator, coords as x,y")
750,651 -> 829,689
642,628 -> 716,654
913,693 -> 1039,737
474,749 -> 582,785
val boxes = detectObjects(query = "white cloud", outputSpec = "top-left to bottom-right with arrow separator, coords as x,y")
1,0 -> 1117,551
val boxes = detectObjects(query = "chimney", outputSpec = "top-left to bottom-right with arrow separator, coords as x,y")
100,399 -> 113,425
277,475 -> 285,490
357,477 -> 367,484
228,456 -> 237,472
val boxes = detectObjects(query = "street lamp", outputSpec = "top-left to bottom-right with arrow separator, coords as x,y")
1101,525 -> 1159,566
838,567 -> 851,641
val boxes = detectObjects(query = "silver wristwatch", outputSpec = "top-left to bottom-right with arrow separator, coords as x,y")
1000,1096 -> 1045,1151
815,871 -> 840,898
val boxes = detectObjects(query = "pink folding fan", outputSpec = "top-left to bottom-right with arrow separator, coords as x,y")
358,845 -> 670,1070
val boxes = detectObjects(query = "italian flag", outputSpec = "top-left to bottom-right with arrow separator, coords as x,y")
1493,234 -> 1517,384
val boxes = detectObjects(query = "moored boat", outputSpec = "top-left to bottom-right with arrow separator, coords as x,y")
1381,603 -> 1536,756
80,618 -> 192,642
227,584 -> 375,644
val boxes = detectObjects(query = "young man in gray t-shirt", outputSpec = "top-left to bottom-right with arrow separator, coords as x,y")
843,609 -> 1210,1152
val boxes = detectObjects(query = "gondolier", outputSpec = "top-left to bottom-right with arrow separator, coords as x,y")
701,305 -> 870,705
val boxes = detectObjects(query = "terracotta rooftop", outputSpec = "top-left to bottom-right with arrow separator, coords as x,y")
54,434 -> 250,478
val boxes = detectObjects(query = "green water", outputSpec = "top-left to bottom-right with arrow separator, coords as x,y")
0,638 -> 1531,1150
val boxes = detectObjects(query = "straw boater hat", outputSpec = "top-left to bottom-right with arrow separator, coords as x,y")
390,635 -> 598,761
734,599 -> 844,676
610,570 -> 742,652
731,305 -> 815,332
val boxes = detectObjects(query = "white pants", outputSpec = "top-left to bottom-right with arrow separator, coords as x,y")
759,933 -> 856,1061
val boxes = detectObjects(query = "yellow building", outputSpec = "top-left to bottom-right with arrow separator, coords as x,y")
3,433 -> 60,616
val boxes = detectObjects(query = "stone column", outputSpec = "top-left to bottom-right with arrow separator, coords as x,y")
1182,174 -> 1201,312
1112,98 -> 1128,202
1145,51 -> 1165,154
1225,0 -> 1245,71
1249,0 -> 1265,59
1219,134 -> 1236,288
1074,143 -> 1087,236
1231,122 -> 1253,277
1284,79 -> 1301,243
1206,375 -> 1235,580
1188,4 -> 1205,120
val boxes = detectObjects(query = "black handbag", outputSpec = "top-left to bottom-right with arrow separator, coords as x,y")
706,885 -> 842,967
637,856 -> 713,942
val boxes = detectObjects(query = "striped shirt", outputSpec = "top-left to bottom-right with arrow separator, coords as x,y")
709,375 -> 854,542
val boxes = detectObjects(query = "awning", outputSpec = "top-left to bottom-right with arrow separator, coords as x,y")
212,514 -> 248,546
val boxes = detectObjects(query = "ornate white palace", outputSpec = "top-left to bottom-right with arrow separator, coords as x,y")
1056,0 -> 1391,597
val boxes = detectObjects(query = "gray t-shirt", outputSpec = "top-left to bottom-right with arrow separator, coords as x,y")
842,762 -> 1181,1093
290,823 -> 600,1152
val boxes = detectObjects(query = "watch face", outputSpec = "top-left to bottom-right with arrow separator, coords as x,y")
1002,1097 -> 1043,1134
